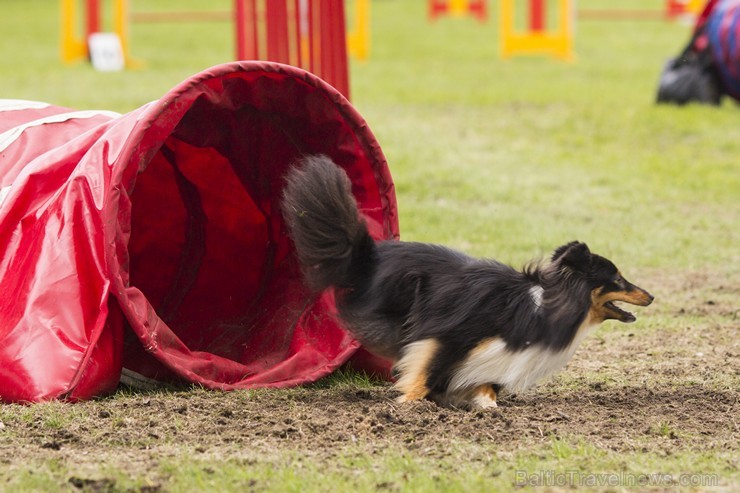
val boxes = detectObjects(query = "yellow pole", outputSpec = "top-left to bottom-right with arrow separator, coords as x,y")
60,0 -> 87,62
687,0 -> 704,13
449,0 -> 467,16
500,0 -> 574,61
348,0 -> 370,60
499,0 -> 514,59
558,0 -> 575,61
113,0 -> 130,64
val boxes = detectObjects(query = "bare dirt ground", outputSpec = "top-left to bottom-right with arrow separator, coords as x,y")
0,269 -> 737,491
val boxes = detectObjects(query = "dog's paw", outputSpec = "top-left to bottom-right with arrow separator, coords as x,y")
396,393 -> 425,404
471,393 -> 498,410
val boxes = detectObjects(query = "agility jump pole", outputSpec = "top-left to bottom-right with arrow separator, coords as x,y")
500,0 -> 574,61
347,0 -> 370,60
232,0 -> 350,97
579,0 -> 704,21
62,0 -> 368,71
665,0 -> 705,19
60,0 -> 87,62
428,0 -> 488,22
60,0 -> 131,65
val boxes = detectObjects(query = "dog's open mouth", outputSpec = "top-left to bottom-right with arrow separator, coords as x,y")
604,301 -> 636,323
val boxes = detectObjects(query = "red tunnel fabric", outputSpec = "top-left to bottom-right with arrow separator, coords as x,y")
0,62 -> 398,402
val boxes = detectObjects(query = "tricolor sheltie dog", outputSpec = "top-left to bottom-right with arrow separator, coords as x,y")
282,155 -> 654,410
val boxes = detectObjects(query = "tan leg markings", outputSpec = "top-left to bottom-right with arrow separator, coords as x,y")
471,384 -> 498,409
394,339 -> 440,403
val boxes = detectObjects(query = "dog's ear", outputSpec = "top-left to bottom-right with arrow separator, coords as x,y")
552,241 -> 591,273
551,241 -> 580,262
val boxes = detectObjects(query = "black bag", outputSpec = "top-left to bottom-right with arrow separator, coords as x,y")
656,28 -> 723,105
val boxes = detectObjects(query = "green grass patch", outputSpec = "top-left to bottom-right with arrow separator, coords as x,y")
1,441 -> 733,492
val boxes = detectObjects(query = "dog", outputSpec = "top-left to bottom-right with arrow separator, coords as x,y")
282,155 -> 654,410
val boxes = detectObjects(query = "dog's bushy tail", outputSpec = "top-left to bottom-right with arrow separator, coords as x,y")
282,155 -> 375,292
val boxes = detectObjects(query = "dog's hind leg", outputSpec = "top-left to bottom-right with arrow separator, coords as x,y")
431,384 -> 499,410
393,339 -> 440,403
471,384 -> 499,409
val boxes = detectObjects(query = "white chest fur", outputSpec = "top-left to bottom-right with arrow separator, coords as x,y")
448,322 -> 596,393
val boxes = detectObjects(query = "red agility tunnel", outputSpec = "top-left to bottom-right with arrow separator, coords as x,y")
0,62 -> 397,403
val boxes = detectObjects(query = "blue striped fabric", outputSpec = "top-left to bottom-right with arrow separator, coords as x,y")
706,0 -> 740,98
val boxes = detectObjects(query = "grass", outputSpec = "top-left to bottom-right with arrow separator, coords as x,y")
1,0 -> 738,491
0,436 -> 731,492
